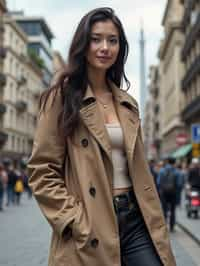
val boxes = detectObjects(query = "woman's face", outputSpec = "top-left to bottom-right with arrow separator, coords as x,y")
86,19 -> 120,72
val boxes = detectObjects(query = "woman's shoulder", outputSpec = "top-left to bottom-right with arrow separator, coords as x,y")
40,86 -> 63,114
121,89 -> 139,110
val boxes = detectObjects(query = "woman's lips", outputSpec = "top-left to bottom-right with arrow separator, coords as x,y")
97,56 -> 112,62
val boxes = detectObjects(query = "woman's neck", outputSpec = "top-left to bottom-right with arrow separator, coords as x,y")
87,66 -> 110,95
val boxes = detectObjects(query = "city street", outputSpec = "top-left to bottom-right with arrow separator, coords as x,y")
0,194 -> 199,266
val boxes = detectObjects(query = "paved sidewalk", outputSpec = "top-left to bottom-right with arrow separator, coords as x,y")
177,206 -> 200,245
170,233 -> 197,266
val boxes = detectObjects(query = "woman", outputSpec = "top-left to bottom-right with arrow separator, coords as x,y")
28,7 -> 176,266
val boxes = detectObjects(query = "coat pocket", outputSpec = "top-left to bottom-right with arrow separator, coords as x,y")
54,233 -> 75,265
72,205 -> 92,250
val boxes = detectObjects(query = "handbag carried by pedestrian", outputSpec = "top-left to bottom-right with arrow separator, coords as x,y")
14,179 -> 24,193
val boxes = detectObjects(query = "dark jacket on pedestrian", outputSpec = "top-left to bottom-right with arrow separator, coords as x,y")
188,167 -> 200,189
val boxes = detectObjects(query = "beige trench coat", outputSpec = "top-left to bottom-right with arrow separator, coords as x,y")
28,82 -> 176,266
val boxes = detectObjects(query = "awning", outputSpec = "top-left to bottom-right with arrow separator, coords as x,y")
171,143 -> 192,159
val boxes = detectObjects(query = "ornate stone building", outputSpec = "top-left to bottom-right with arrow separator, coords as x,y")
147,66 -> 162,159
158,0 -> 186,156
180,0 -> 200,131
53,51 -> 65,73
0,0 -> 8,151
1,14 -> 45,160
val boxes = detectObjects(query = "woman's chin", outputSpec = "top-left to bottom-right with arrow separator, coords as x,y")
93,63 -> 111,71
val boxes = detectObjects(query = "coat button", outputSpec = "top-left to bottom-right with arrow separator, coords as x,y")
89,187 -> 96,197
90,238 -> 99,248
81,138 -> 88,147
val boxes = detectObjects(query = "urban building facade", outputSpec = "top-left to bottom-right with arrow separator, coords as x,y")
158,0 -> 186,156
51,50 -> 65,85
143,99 -> 154,160
53,51 -> 65,73
0,0 -> 8,151
180,0 -> 200,135
2,14 -> 45,160
146,66 -> 162,159
11,11 -> 54,87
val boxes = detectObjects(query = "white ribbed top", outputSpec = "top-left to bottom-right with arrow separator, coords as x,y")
105,123 -> 132,189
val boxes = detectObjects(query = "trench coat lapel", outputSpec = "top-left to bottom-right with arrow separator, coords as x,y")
116,104 -> 140,170
80,86 -> 112,164
110,83 -> 140,171
79,82 -> 140,170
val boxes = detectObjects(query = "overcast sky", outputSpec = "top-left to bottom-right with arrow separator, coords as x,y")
7,0 -> 167,102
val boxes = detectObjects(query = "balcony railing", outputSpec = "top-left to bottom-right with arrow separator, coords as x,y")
182,95 -> 200,121
15,100 -> 27,112
182,55 -> 200,91
0,103 -> 6,115
0,73 -> 6,87
181,12 -> 200,61
0,47 -> 6,59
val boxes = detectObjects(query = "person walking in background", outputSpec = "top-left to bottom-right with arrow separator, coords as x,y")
188,158 -> 200,191
4,161 -> 17,206
176,163 -> 186,207
14,172 -> 24,205
148,159 -> 159,190
156,160 -> 165,198
21,169 -> 32,199
158,157 -> 179,232
0,163 -> 8,211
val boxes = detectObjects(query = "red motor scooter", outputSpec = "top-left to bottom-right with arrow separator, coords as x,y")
185,186 -> 200,219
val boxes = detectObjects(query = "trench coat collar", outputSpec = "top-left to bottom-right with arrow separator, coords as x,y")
81,80 -> 138,110
79,81 -> 140,176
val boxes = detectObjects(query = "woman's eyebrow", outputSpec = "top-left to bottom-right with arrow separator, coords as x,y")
91,33 -> 118,38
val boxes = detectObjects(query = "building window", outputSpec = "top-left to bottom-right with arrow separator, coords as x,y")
10,109 -> 13,127
17,137 -> 20,152
190,10 -> 198,26
10,57 -> 13,74
10,82 -> 13,99
155,122 -> 159,131
23,138 -> 26,153
154,104 -> 160,114
12,135 -> 15,150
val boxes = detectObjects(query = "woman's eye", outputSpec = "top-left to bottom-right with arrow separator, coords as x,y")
91,37 -> 100,43
110,39 -> 118,44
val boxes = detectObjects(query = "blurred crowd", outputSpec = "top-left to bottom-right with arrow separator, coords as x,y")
0,158 -> 31,212
149,157 -> 200,232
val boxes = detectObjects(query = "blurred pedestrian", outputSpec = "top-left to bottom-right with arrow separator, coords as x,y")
4,162 -> 18,206
188,158 -> 200,190
0,163 -> 8,211
21,170 -> 32,199
14,172 -> 24,205
176,163 -> 186,207
148,159 -> 159,190
156,160 -> 165,196
158,157 -> 179,232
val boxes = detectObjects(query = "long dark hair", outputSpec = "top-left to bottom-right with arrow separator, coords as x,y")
41,7 -> 130,138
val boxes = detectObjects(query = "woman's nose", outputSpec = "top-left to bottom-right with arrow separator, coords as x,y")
101,40 -> 108,50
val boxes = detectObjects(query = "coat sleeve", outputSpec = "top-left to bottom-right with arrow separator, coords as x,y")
28,89 -> 83,237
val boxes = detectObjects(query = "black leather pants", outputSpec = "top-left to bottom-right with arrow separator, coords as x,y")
113,190 -> 163,266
